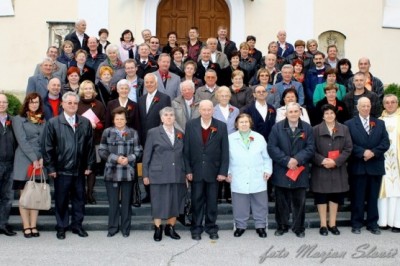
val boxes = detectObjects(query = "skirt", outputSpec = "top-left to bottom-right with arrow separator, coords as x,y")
150,183 -> 186,219
314,192 -> 345,205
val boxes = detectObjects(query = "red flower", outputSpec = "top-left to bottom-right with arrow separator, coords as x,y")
153,97 -> 160,103
300,132 -> 306,140
337,106 -> 343,111
332,128 -> 338,134
249,136 -> 254,142
122,132 -> 128,137
193,79 -> 199,85
210,126 -> 217,133
210,64 -> 216,69
133,84 -> 138,88
96,122 -> 104,130
111,85 -> 117,91
5,120 -> 11,127
73,123 -> 78,128
38,119 -> 45,124
370,121 -> 376,128
268,108 -> 274,113
127,105 -> 133,111
83,68 -> 88,73
91,102 -> 96,108
148,61 -> 153,67
270,87 -> 276,94
177,132 -> 183,139
234,88 -> 240,94
229,107 -> 234,113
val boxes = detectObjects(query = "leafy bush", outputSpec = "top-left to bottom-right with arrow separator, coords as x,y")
384,83 -> 400,100
5,93 -> 22,116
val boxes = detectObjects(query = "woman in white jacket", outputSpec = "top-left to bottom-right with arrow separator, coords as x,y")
226,113 -> 273,238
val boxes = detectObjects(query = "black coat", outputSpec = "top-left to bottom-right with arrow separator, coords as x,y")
315,98 -> 350,124
217,38 -> 237,60
64,31 -> 89,53
243,101 -> 276,142
105,99 -> 140,132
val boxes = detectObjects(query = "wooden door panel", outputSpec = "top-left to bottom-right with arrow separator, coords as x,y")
157,0 -> 230,46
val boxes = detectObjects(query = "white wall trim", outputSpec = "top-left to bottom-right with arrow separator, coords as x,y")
143,0 -> 245,43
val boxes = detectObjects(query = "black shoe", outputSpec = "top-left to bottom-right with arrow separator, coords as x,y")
56,230 -> 66,240
256,228 -> 267,238
392,227 -> 400,233
367,227 -> 381,235
72,228 -> 89,237
295,230 -> 305,238
142,196 -> 150,204
328,226 -> 340,235
319,227 -> 328,236
31,227 -> 40,237
191,233 -> 201,240
165,224 -> 181,240
107,231 -> 118,237
87,194 -> 97,205
153,225 -> 163,241
0,227 -> 17,236
23,228 -> 32,238
234,228 -> 245,237
274,226 -> 288,236
351,228 -> 361,234
209,232 -> 219,240
217,199 -> 223,204
226,198 -> 232,204
379,225 -> 390,230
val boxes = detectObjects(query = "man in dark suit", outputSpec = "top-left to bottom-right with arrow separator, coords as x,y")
195,47 -> 222,86
65,19 -> 89,53
345,97 -> 390,235
184,100 -> 229,240
138,73 -> 171,202
136,43 -> 158,79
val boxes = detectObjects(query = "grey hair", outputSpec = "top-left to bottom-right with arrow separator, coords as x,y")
281,64 -> 294,72
144,73 -> 158,83
117,79 -> 130,92
159,106 -> 175,117
285,102 -> 301,112
383,94 -> 399,103
180,80 -> 195,92
75,19 -> 86,27
356,96 -> 371,108
106,44 -> 120,56
41,57 -> 54,65
62,91 -> 80,102
158,53 -> 171,62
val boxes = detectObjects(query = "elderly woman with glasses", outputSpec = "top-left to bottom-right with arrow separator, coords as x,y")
252,68 -> 280,109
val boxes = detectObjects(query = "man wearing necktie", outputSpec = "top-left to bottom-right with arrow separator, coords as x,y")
345,97 -> 390,235
42,92 -> 95,240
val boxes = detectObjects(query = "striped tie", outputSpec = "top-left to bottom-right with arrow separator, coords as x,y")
363,118 -> 370,134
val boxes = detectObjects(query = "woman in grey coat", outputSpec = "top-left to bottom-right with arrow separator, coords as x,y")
12,93 -> 46,238
98,107 -> 142,238
311,104 -> 353,236
142,107 -> 186,241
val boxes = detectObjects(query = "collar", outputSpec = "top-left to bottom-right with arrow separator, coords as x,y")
201,118 -> 212,129
63,112 -> 75,122
359,114 -> 370,121
148,90 -> 157,97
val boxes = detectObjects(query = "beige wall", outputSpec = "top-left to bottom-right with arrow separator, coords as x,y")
1,0 -> 399,95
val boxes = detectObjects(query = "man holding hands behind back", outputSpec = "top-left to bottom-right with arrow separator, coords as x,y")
184,100 -> 229,241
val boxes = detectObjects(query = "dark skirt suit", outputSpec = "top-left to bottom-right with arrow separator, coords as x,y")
142,126 -> 186,219
105,99 -> 140,131
98,127 -> 142,235
311,122 -> 353,205
315,98 -> 350,124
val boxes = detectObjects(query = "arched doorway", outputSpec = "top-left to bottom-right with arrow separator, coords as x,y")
156,0 -> 231,46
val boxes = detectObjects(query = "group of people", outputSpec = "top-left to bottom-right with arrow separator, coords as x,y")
0,19 -> 399,242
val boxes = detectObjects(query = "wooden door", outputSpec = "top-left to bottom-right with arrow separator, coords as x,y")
156,0 -> 230,46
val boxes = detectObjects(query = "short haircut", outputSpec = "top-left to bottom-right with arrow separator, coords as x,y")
67,66 -> 80,77
323,68 -> 337,79
98,28 -> 109,36
75,49 -> 88,59
324,84 -> 338,93
170,47 -> 184,57
99,65 -> 114,76
215,86 -> 231,100
320,104 -> 337,115
280,88 -> 298,106
117,79 -> 130,91
327,44 -> 338,52
78,80 -> 97,97
246,35 -> 256,42
120,29 -> 134,42
106,44 -> 119,55
383,94 -> 398,104
158,53 -> 171,62
257,68 -> 270,81
124,58 -> 138,67
62,91 -> 80,102
281,64 -> 294,72
167,31 -> 177,38
180,80 -> 195,92
234,113 -> 254,129
111,106 -> 127,121
294,40 -> 305,47
231,70 -> 244,79
61,40 -> 74,50
144,72 -> 158,83
184,60 -> 197,71
285,102 -> 301,112
314,51 -> 325,58
159,106 -> 175,117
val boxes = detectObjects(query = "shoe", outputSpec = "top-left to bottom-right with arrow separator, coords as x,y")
107,231 -> 118,237
87,194 -> 97,205
295,230 -> 305,238
191,234 -> 201,240
23,228 -> 32,238
234,228 -> 245,237
392,227 -> 400,233
226,198 -> 232,204
153,225 -> 163,241
72,228 -> 89,237
328,226 -> 340,235
351,228 -> 361,234
274,226 -> 288,236
209,232 -> 219,240
165,224 -> 181,240
319,227 -> 328,236
0,227 -> 17,236
132,202 -> 141,208
379,225 -> 390,230
31,227 -> 40,237
56,230 -> 66,240
256,228 -> 267,238
367,227 -> 381,235
142,196 -> 150,204
122,233 -> 130,238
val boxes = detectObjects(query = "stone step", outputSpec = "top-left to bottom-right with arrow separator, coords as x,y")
7,212 -> 352,231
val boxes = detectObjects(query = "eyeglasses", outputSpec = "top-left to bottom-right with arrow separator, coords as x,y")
259,74 -> 270,77
65,101 -> 79,105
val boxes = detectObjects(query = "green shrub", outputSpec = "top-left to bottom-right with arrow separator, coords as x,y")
384,83 -> 400,100
5,93 -> 22,116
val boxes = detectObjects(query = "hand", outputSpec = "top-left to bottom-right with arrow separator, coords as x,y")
84,170 -> 92,175
287,158 -> 298,170
186,173 -> 193,181
38,158 -> 43,168
49,172 -> 57,178
226,174 -> 232,183
217,175 -> 226,182
33,160 -> 41,169
363,150 -> 375,161
143,177 -> 150,185
321,158 -> 336,169
117,156 -> 128,165
91,121 -> 97,129
263,172 -> 271,181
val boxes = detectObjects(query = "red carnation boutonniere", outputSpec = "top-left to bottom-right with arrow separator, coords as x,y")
234,88 -> 240,94
83,67 -> 88,73
332,128 -> 338,134
249,136 -> 254,142
177,132 -> 183,140
153,97 -> 160,103
147,61 -> 153,67
111,85 -> 117,92
210,63 -> 216,70
270,87 -> 276,94
299,132 -> 306,140
268,108 -> 275,114
229,107 -> 234,113
122,132 -> 128,138
127,104 -> 133,111
91,102 -> 96,108
210,126 -> 217,133
337,106 -> 343,111
73,123 -> 79,128
38,119 -> 45,124
193,79 -> 199,85
5,120 -> 11,127
370,121 -> 376,128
